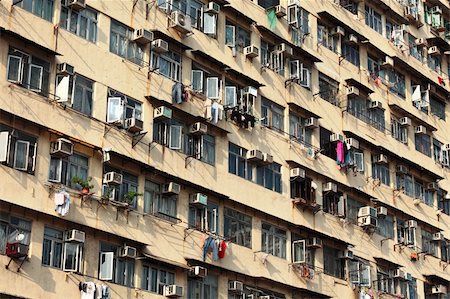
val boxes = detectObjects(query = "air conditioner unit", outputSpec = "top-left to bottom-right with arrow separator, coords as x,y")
369,100 -> 383,109
228,281 -> 244,292
406,220 -> 417,228
433,232 -> 444,241
204,2 -> 220,14
151,39 -> 169,53
307,237 -> 323,248
246,149 -> 263,162
125,117 -> 143,133
103,172 -> 123,185
164,285 -> 183,297
154,106 -> 172,120
119,246 -> 137,259
340,249 -> 353,259
331,26 -> 345,36
348,34 -> 358,44
262,153 -> 273,164
64,229 -> 86,243
377,206 -> 388,217
189,193 -> 208,206
427,182 -> 439,191
428,46 -> 440,56
358,216 -> 378,227
415,38 -> 427,47
242,86 -> 258,97
189,122 -> 208,135
102,185 -> 116,201
330,133 -> 344,143
396,165 -> 409,174
170,11 -> 192,34
50,138 -> 73,157
358,206 -> 377,218
345,138 -> 359,149
133,28 -> 153,44
347,86 -> 360,96
375,154 -> 388,164
57,63 -> 75,76
404,272 -> 412,281
290,168 -> 305,179
5,243 -> 28,258
430,6 -> 442,14
392,269 -> 405,279
274,5 -> 287,17
381,56 -> 394,69
67,0 -> 85,10
276,43 -> 293,56
163,182 -> 181,195
432,285 -> 447,294
304,117 -> 318,128
323,182 -> 338,193
414,125 -> 427,135
188,266 -> 207,277
244,45 -> 259,58
399,117 -> 411,126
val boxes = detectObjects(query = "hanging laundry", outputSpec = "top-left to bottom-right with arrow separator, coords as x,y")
171,82 -> 183,104
55,190 -> 70,217
438,76 -> 446,86
336,140 -> 345,165
183,85 -> 191,101
203,236 -> 218,261
96,284 -> 110,299
218,240 -> 227,259
79,281 -> 96,299
411,85 -> 421,103
211,101 -> 219,124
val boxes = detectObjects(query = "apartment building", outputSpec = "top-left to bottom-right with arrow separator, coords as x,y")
0,0 -> 450,298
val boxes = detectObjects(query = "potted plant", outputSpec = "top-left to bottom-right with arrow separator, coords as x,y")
123,191 -> 142,206
71,176 -> 94,194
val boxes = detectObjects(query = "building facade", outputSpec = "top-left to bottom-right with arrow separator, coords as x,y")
0,0 -> 450,298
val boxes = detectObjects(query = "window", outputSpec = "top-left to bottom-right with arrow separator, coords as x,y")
228,143 -> 252,180
99,243 -> 135,287
376,266 -> 395,295
346,197 -> 364,224
151,50 -> 182,81
380,68 -> 405,99
391,117 -> 408,144
289,60 -> 311,88
0,213 -> 31,255
396,173 -> 414,197
18,0 -> 54,21
290,176 -> 315,203
225,20 -> 251,52
415,133 -> 431,157
341,40 -> 360,66
441,240 -> 449,262
317,23 -> 338,53
427,54 -> 441,74
289,7 -> 309,46
185,134 -> 216,165
348,96 -> 386,131
158,0 -> 204,31
319,73 -> 339,105
144,180 -> 160,214
365,6 -> 382,34
103,167 -> 139,209
376,215 -> 394,239
107,89 -> 142,126
430,96 -> 445,120
257,0 -> 279,9
157,193 -> 178,221
256,163 -> 282,193
319,127 -> 335,160
42,227 -> 64,268
56,74 -> 94,116
187,274 -> 218,299
49,152 -> 89,188
0,126 -> 37,174
110,20 -> 144,65
349,258 -> 371,286
323,245 -> 345,279
408,34 -> 424,62
142,265 -> 175,294
289,114 -> 313,146
224,208 -> 252,248
188,202 -> 218,234
371,158 -> 390,185
261,223 -> 287,259
422,229 -> 437,256
337,0 -> 358,14
191,65 -> 220,96
7,47 -> 50,96
60,4 -> 97,42
322,190 -> 345,217
411,84 -> 429,113
438,189 -> 450,216
261,98 -> 284,132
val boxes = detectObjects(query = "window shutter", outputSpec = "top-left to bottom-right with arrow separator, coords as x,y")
56,76 -> 71,103
29,64 -> 44,92
13,140 -> 30,171
337,196 -> 345,217
169,125 -> 182,150
63,242 -> 82,272
420,90 -> 430,108
292,240 -> 306,263
225,25 -> 235,47
0,131 -> 11,163
107,97 -> 124,123
354,152 -> 364,172
300,64 -> 311,88
203,13 -> 216,35
30,143 -> 37,173
349,260 -> 361,284
411,85 -> 421,103
210,208 -> 217,234
290,60 -> 300,80
224,86 -> 237,107
48,157 -> 63,183
360,263 -> 371,286
287,5 -> 299,27
6,55 -> 23,83
99,252 -> 114,280
191,70 -> 204,92
206,77 -> 219,99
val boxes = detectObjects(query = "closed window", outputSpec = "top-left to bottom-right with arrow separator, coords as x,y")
49,152 -> 89,188
187,274 -> 218,299
415,133 -> 431,157
319,73 -> 339,105
224,208 -> 252,248
185,134 -> 216,165
346,197 -> 364,224
142,265 -> 175,294
396,173 -> 414,196
323,245 -> 345,278
42,227 -> 64,268
19,0 -> 54,21
391,117 -> 408,144
365,6 -> 382,34
348,258 -> 371,286
0,213 -> 31,255
337,0 -> 357,14
189,202 -> 218,234
421,230 -> 437,256
261,98 -> 284,132
376,215 -> 394,239
151,50 -> 182,81
322,190 -> 345,217
341,41 -> 360,66
371,157 -> 390,186
427,55 -> 441,74
60,4 -> 97,42
99,242 -> 135,287
228,143 -> 252,180
261,223 -> 287,259
317,23 -> 338,52
110,20 -> 144,65
430,96 -> 445,120
0,126 -> 37,174
144,180 -> 160,214
256,163 -> 282,193
7,48 -> 50,96
289,114 -> 313,146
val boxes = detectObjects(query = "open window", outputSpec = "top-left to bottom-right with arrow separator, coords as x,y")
99,252 -> 114,280
349,259 -> 371,286
0,128 -> 37,174
63,242 -> 83,272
